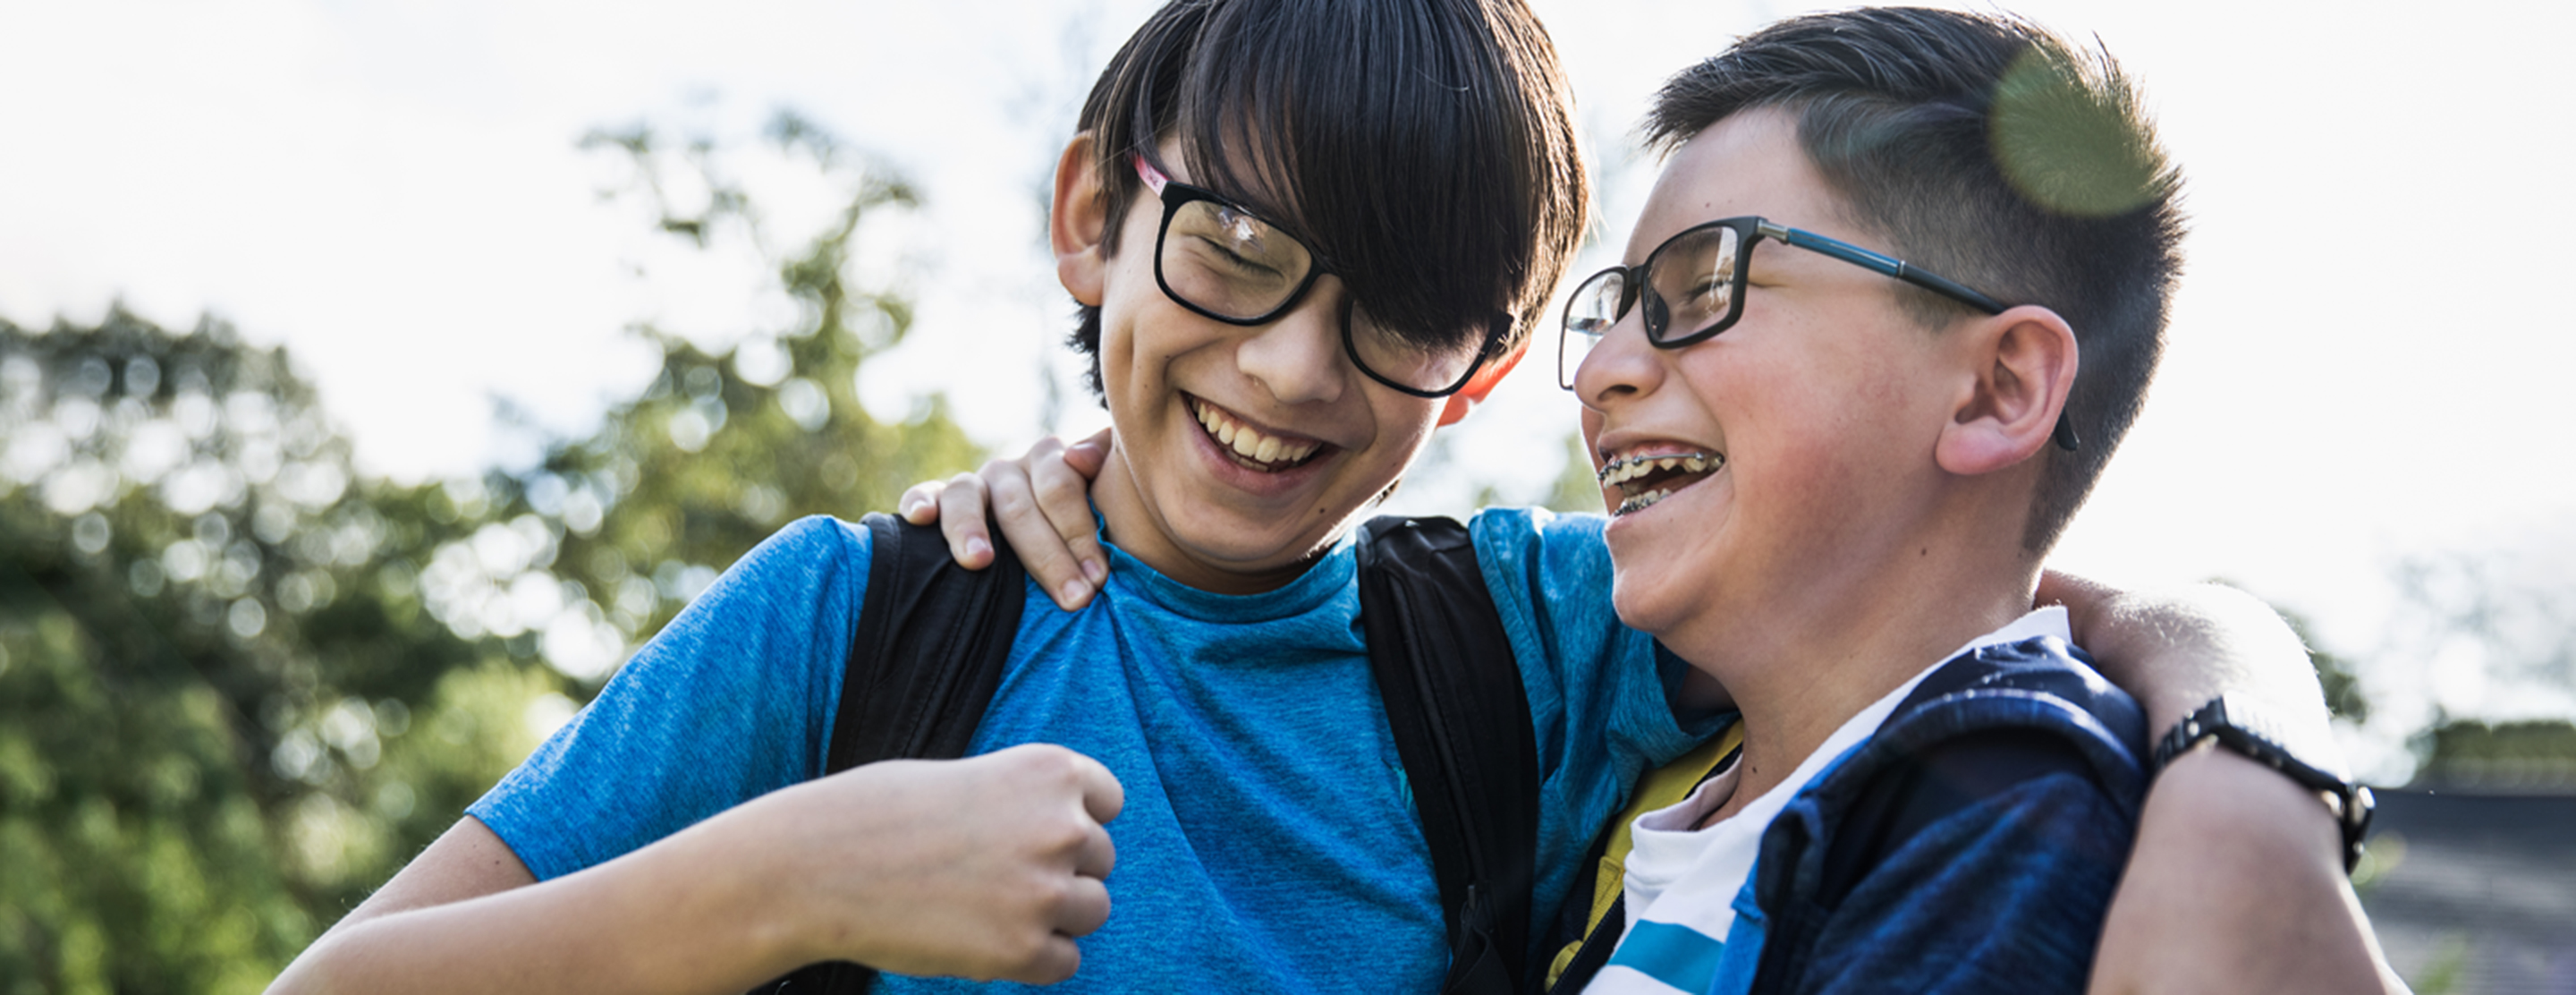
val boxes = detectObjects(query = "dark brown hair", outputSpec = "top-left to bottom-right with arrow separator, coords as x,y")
1064,0 -> 1588,398
1648,7 -> 2185,551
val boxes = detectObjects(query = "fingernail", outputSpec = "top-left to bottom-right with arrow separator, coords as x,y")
1083,559 -> 1106,584
968,538 -> 990,560
1060,580 -> 1089,606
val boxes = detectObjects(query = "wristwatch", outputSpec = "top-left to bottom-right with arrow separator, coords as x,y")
2149,692 -> 2376,874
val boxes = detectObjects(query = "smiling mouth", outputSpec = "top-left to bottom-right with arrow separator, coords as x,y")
1191,396 -> 1326,472
1597,450 -> 1725,516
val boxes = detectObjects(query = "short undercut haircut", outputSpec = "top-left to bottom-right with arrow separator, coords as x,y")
1064,0 -> 1589,399
1648,6 -> 2185,552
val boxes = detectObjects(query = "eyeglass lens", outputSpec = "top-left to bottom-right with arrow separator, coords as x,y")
1161,199 -> 1315,318
1159,197 -> 1487,394
1558,270 -> 1623,388
1647,225 -> 1741,344
1557,224 -> 1743,388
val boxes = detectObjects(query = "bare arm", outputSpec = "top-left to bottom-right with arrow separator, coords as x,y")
271,744 -> 1123,995
2044,574 -> 2406,995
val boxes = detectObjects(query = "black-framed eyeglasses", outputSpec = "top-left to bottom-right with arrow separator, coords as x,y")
1558,216 -> 2075,450
1136,157 -> 1509,398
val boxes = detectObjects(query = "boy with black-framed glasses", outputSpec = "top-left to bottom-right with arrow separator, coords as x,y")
1549,8 -> 2334,991
277,2 -> 1677,991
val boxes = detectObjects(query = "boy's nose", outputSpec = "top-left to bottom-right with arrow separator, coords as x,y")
1571,305 -> 1665,409
1235,276 -> 1351,407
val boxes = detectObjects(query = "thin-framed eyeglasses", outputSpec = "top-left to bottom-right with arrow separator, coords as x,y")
1134,157 -> 1509,398
1557,216 -> 2077,451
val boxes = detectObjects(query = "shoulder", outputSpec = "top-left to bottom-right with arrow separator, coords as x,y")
464,515 -> 881,879
1801,646 -> 2150,904
1466,506 -> 1605,557
1885,639 -> 2149,777
1465,506 -> 1612,600
1780,764 -> 2132,994
757,514 -> 874,564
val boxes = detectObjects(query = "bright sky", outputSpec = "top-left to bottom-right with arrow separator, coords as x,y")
4,0 -> 2572,775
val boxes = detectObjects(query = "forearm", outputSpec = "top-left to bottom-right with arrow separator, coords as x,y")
2052,577 -> 2402,991
273,813 -> 804,995
2089,745 -> 2405,995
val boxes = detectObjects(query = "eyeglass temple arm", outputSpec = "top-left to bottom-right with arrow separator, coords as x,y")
1770,224 -> 2006,316
1770,224 -> 2079,451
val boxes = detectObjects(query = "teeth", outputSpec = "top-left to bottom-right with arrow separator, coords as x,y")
1594,450 -> 1724,487
1193,398 -> 1319,466
1614,488 -> 1675,516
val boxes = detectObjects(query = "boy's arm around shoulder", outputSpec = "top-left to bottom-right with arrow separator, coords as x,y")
2046,575 -> 2406,995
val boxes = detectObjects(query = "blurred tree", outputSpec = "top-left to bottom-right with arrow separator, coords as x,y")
2275,604 -> 2369,726
2410,718 -> 2576,788
0,109 -> 978,993
0,312 -> 497,993
2373,546 -> 2576,786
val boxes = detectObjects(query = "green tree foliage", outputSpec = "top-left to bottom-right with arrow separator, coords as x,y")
2274,604 -> 2369,726
2410,718 -> 2576,788
0,111 -> 979,993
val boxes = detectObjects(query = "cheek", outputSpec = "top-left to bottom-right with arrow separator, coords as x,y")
1368,403 -> 1440,476
1326,395 -> 1442,509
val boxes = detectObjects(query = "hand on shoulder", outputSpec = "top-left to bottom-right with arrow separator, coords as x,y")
899,429 -> 1112,611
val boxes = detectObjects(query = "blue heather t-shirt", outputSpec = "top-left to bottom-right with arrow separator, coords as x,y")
470,507 -> 1712,993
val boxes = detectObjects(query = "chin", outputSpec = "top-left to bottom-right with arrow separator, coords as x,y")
1606,557 -> 1681,637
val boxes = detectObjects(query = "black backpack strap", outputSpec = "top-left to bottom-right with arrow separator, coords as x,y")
755,512 -> 1029,995
1354,515 -> 1540,995
825,513 -> 1029,770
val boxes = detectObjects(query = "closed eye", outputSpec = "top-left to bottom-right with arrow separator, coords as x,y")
1195,236 -> 1287,280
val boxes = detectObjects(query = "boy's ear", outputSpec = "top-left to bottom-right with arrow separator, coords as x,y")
1052,132 -> 1110,307
1436,338 -> 1528,427
1936,305 -> 2078,476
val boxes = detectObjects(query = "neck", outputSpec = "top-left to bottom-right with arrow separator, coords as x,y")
1684,529 -> 2042,823
1089,443 -> 1326,595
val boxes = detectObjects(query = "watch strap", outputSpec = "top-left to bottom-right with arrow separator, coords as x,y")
2150,693 -> 2376,874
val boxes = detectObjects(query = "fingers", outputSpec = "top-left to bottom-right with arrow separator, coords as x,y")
898,480 -> 946,525
1004,744 -> 1120,880
1068,751 -> 1124,826
2033,566 -> 2119,646
2032,566 -> 2112,609
935,472 -> 995,570
996,746 -> 1117,985
1053,875 -> 1112,938
985,444 -> 1092,610
1062,427 -> 1113,478
1024,443 -> 1108,605
1004,935 -> 1086,986
977,438 -> 1109,612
